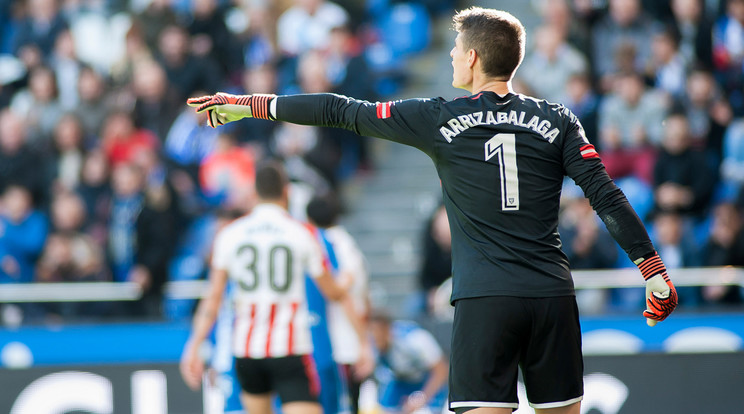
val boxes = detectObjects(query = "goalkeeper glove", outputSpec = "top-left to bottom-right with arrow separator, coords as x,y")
636,252 -> 678,326
186,93 -> 275,128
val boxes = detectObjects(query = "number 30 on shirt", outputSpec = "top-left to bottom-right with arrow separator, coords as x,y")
485,133 -> 520,211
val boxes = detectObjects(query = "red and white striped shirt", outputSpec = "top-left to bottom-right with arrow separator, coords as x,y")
211,204 -> 326,358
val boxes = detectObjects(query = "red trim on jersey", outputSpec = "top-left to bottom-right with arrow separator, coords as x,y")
244,303 -> 257,357
376,101 -> 392,119
580,144 -> 599,159
265,303 -> 277,357
287,302 -> 300,354
302,354 -> 321,397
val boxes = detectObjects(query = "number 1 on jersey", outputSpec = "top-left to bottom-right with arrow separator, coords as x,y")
485,133 -> 520,211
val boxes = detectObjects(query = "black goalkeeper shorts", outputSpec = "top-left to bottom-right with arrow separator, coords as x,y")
235,354 -> 320,403
449,296 -> 584,412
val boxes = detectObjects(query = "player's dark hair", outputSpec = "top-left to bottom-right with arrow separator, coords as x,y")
255,160 -> 288,200
453,7 -> 525,80
306,192 -> 341,228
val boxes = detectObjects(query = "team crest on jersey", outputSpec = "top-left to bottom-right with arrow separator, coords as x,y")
376,101 -> 394,119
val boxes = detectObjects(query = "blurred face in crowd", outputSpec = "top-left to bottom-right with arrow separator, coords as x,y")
686,71 -> 715,105
192,0 -> 217,17
672,0 -> 701,21
52,192 -> 86,232
617,74 -> 644,105
654,213 -> 683,246
29,0 -> 58,21
133,60 -> 167,100
652,32 -> 677,64
0,110 -> 26,153
1,186 -> 33,223
102,112 -> 135,141
111,163 -> 144,197
298,51 -> 331,93
81,150 -> 110,186
534,25 -> 562,60
54,30 -> 76,60
29,66 -> 58,102
729,0 -> 744,23
566,74 -> 591,102
242,65 -> 277,95
54,115 -> 83,152
78,68 -> 104,103
662,115 -> 690,154
610,0 -> 641,26
158,25 -> 189,64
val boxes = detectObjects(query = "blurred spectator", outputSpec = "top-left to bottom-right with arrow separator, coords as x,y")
537,0 -> 592,54
0,110 -> 45,203
598,71 -> 667,183
77,149 -> 111,244
712,0 -> 744,95
156,25 -> 220,102
669,0 -> 714,68
49,29 -> 82,110
239,3 -> 277,69
136,0 -> 180,48
131,59 -> 180,141
10,65 -> 64,144
417,204 -> 452,316
199,132 -> 256,211
110,23 -> 153,88
591,0 -> 662,90
277,0 -> 349,56
564,73 -> 600,146
651,210 -> 702,307
701,202 -> 744,304
13,0 -> 68,58
652,113 -> 714,218
674,68 -> 732,156
0,185 -> 48,284
720,118 -> 744,199
73,65 -> 108,139
45,113 -> 86,194
518,24 -> 588,103
101,110 -> 158,167
108,162 -> 175,317
187,0 -> 241,75
327,24 -> 375,99
368,311 -> 448,414
559,197 -> 618,270
36,191 -> 109,318
647,28 -> 687,98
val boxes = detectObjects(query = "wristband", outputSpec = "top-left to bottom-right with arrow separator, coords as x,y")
251,94 -> 276,120
636,252 -> 668,281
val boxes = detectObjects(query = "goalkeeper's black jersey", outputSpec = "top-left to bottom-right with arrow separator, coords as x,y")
276,92 -> 654,301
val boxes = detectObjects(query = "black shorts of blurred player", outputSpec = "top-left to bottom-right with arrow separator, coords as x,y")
235,355 -> 321,413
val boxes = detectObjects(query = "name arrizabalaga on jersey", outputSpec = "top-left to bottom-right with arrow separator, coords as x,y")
438,109 -> 560,143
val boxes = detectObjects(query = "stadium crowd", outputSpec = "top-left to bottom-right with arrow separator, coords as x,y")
0,0 -> 742,325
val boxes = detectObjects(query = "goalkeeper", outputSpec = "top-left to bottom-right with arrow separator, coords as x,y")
188,7 -> 676,414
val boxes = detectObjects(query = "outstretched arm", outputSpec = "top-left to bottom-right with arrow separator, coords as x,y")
187,92 -> 442,155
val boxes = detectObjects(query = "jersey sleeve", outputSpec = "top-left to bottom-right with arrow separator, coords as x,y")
274,93 -> 441,156
560,111 -> 655,262
210,228 -> 232,271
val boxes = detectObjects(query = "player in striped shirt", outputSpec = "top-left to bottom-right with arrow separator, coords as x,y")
180,161 -> 350,414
